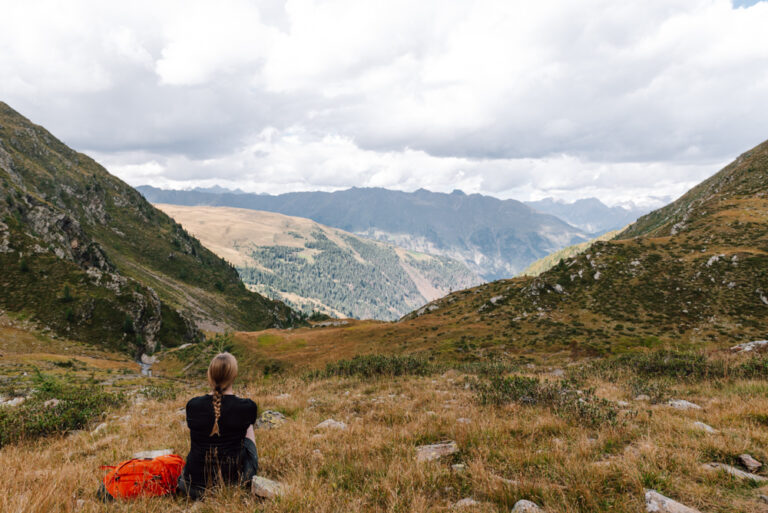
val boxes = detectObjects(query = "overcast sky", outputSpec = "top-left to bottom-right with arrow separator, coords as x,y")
2,0 -> 767,207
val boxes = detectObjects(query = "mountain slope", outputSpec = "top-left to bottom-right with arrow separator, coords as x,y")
257,139 -> 767,358
525,197 -> 650,234
0,102 -> 299,354
138,186 -> 590,280
154,204 -> 481,320
397,139 -> 768,352
519,229 -> 622,277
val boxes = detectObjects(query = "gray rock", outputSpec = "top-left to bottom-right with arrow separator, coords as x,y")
644,489 -> 701,512
132,449 -> 173,459
457,417 -> 471,424
692,421 -> 718,434
315,419 -> 347,430
759,494 -> 768,504
730,340 -> 768,353
454,498 -> 479,508
667,399 -> 702,410
251,476 -> 285,499
511,499 -> 542,512
43,398 -> 61,408
739,454 -> 762,473
452,463 -> 466,472
416,441 -> 459,462
702,462 -> 768,482
91,422 -> 108,434
1,396 -> 26,407
256,410 -> 288,430
635,394 -> 651,401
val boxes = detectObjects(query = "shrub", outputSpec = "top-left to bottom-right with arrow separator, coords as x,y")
138,382 -> 179,401
471,375 -> 620,427
593,350 -> 723,380
0,373 -> 124,447
628,377 -> 671,404
454,360 -> 518,377
263,359 -> 286,376
316,354 -> 433,379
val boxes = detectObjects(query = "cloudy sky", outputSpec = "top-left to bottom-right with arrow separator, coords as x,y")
2,0 -> 767,207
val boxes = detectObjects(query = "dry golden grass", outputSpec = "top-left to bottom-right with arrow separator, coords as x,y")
3,362 -> 768,512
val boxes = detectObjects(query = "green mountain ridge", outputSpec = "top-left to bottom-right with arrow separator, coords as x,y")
402,138 -> 768,352
0,102 -> 300,354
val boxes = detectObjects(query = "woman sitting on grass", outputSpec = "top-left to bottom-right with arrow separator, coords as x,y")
177,352 -> 259,500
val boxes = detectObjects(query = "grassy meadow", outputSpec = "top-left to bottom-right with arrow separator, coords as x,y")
2,319 -> 768,512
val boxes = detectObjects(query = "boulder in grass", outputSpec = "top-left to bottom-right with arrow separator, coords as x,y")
251,476 -> 285,499
667,399 -> 702,411
739,454 -> 762,473
730,340 -> 768,353
692,421 -> 718,434
315,419 -> 347,431
454,498 -> 479,508
132,449 -> 173,459
91,422 -> 108,434
702,462 -> 768,482
644,489 -> 702,513
416,441 -> 458,462
255,410 -> 288,430
511,500 -> 542,512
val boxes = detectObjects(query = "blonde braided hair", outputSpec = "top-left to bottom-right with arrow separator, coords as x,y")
207,352 -> 238,437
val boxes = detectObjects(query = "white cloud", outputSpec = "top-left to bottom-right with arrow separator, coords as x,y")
1,0 -> 767,205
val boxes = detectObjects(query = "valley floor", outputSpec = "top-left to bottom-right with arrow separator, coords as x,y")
2,328 -> 768,513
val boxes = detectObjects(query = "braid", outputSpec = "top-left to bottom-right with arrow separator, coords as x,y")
210,387 -> 222,437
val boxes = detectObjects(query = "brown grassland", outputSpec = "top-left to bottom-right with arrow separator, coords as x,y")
2,318 -> 768,513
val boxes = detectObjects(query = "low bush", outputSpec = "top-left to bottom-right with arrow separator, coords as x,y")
628,377 -> 671,404
454,360 -> 517,377
0,372 -> 124,447
314,354 -> 433,379
470,375 -> 620,427
138,382 -> 179,401
588,349 -> 768,382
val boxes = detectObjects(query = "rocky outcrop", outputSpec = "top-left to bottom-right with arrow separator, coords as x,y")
645,490 -> 701,513
416,441 -> 458,462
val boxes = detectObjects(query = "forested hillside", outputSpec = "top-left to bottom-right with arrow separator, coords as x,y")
155,205 -> 481,320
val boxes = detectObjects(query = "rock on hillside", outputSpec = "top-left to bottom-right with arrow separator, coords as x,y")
402,139 -> 768,351
0,102 -> 300,353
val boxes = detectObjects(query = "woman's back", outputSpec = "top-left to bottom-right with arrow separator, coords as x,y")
184,394 -> 258,487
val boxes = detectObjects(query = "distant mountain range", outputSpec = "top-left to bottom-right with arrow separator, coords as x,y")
155,204 -> 481,320
524,197 -> 651,234
0,102 -> 300,354
138,186 -> 591,280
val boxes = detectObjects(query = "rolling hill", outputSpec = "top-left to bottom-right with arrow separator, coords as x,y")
0,102 -> 300,354
138,186 -> 590,280
154,204 -> 481,320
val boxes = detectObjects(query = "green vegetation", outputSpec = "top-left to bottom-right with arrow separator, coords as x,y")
239,231 -> 475,320
519,229 -> 620,277
0,102 -> 300,355
312,354 -> 433,379
0,371 -> 124,447
470,375 -> 621,427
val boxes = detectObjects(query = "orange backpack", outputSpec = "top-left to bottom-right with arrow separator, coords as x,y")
99,454 -> 185,500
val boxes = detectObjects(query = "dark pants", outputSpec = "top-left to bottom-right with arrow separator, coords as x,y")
177,438 -> 259,500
